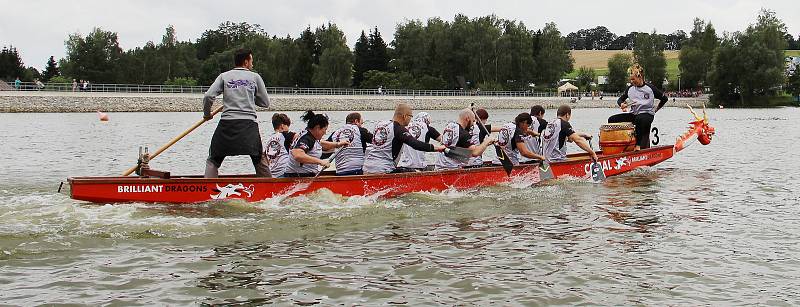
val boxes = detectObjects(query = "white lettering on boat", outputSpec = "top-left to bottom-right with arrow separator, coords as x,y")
117,185 -> 164,193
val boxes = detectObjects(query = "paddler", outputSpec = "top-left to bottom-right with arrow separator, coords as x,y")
284,111 -> 350,177
202,48 -> 270,178
465,108 -> 501,168
264,113 -> 296,178
363,103 -> 447,174
396,112 -> 442,171
435,109 -> 496,170
325,112 -> 374,176
493,113 -> 547,166
519,105 -> 547,163
542,105 -> 598,162
608,64 -> 669,150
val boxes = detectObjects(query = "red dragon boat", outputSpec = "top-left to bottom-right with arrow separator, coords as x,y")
66,108 -> 715,204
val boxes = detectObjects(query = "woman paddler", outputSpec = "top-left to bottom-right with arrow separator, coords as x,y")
283,111 -> 349,177
608,64 -> 669,150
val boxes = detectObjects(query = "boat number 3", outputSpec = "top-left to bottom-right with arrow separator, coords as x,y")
651,127 -> 660,145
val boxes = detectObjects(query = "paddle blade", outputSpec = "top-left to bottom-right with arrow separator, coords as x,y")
539,160 -> 554,181
590,161 -> 606,182
444,147 -> 472,163
494,146 -> 514,176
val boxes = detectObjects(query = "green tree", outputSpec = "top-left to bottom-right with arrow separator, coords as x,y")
352,31 -> 370,87
533,22 -> 573,86
679,18 -> 718,89
61,27 -> 123,82
787,71 -> 800,97
367,27 -> 389,72
496,20 -> 536,89
633,31 -> 667,87
575,66 -> 596,89
42,56 -> 60,81
606,53 -> 632,92
0,46 -> 25,80
709,9 -> 788,106
292,27 -> 318,87
312,23 -> 352,87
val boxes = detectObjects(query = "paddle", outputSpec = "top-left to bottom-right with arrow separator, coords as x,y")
443,146 -> 472,163
471,103 -> 513,176
313,148 -> 344,178
122,105 -> 224,176
587,138 -> 606,182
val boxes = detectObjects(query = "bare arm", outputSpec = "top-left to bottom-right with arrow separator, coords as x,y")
291,148 -> 328,167
320,140 -> 348,151
517,141 -> 546,160
469,136 -> 496,157
569,133 -> 598,161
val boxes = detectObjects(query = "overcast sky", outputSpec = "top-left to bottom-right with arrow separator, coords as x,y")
1,0 -> 797,70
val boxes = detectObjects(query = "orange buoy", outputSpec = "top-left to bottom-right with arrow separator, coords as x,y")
599,122 -> 636,155
97,111 -> 109,121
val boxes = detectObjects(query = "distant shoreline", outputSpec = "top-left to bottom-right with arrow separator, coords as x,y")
0,91 -> 710,113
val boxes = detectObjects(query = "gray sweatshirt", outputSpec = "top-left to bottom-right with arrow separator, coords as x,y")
203,67 -> 270,121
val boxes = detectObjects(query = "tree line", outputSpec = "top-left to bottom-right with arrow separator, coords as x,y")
1,15 -> 574,91
1,11 -> 797,106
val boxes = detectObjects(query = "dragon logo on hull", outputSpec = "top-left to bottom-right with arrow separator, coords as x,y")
211,183 -> 255,200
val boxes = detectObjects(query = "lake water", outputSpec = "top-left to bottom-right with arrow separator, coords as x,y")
1,107 -> 799,305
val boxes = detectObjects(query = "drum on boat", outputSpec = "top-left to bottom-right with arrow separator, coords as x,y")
599,122 -> 636,155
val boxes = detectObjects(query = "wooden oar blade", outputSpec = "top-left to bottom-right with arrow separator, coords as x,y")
444,147 -> 472,163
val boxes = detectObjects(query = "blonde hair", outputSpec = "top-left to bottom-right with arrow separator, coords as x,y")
629,64 -> 644,80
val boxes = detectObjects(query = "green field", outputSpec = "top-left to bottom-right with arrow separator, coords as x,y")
567,50 -> 798,83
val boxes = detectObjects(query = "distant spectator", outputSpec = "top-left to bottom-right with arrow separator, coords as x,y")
14,77 -> 21,90
35,79 -> 44,90
72,79 -> 78,92
81,80 -> 89,91
377,85 -> 383,95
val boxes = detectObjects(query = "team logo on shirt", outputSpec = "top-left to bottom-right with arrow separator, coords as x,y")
373,126 -> 390,146
543,123 -> 557,141
408,124 -> 422,139
266,139 -> 282,160
336,127 -> 355,143
497,127 -> 511,147
442,126 -> 456,146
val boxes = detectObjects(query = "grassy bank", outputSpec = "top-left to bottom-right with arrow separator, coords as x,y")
567,50 -> 799,84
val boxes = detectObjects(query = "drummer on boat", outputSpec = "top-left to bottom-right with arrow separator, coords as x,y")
202,48 -> 271,178
541,105 -> 598,162
493,113 -> 547,166
325,112 -> 374,176
264,113 -> 296,178
608,64 -> 669,150
284,111 -> 349,177
434,109 -> 496,170
363,103 -> 447,174
397,112 -> 442,171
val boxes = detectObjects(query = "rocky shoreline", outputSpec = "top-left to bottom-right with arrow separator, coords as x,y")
0,91 -> 709,113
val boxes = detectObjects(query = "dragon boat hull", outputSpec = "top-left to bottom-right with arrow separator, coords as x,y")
67,145 -> 675,204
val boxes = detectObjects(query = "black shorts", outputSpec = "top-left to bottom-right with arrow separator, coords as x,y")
608,113 -> 655,149
208,119 -> 263,166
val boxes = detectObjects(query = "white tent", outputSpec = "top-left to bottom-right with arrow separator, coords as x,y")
557,82 -> 579,96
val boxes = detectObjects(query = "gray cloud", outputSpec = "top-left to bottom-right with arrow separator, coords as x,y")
1,0 -> 797,70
